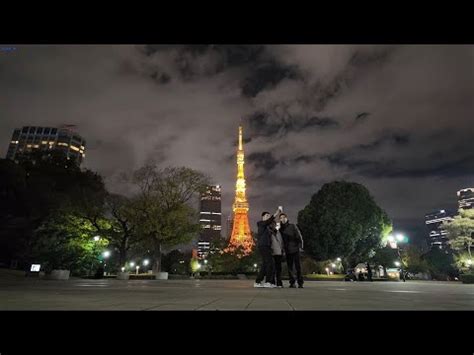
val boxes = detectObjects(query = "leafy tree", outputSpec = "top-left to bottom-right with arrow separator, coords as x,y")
443,209 -> 474,258
126,165 -> 209,273
297,181 -> 392,267
371,246 -> 398,277
82,193 -> 139,269
400,245 -> 429,275
452,251 -> 473,274
162,249 -> 191,274
423,248 -> 457,280
0,154 -> 107,269
30,213 -> 108,275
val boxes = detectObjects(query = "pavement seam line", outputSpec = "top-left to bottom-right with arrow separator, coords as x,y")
195,298 -> 221,310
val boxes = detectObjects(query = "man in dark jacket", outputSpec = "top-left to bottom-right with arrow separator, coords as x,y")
254,207 -> 282,288
279,213 -> 304,288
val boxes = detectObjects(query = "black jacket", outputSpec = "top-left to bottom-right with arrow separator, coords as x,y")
256,215 -> 275,248
280,222 -> 303,254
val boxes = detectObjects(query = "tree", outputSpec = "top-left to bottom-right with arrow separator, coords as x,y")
297,181 -> 392,267
0,155 -> 108,269
161,249 -> 191,274
83,193 -> 139,269
443,209 -> 474,259
400,244 -> 429,275
30,213 -> 108,275
371,246 -> 398,277
423,248 -> 457,281
127,165 -> 209,273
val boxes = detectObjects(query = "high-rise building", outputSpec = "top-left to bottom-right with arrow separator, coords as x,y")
226,125 -> 254,256
197,185 -> 222,259
226,214 -> 233,241
425,209 -> 454,249
457,188 -> 474,210
5,125 -> 86,165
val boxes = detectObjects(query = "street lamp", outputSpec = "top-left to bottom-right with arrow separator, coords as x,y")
93,236 -> 100,242
336,257 -> 341,262
129,261 -> 135,268
143,259 -> 149,266
121,267 -> 125,272
325,267 -> 330,276
394,261 -> 401,267
331,263 -> 336,268
102,251 -> 110,275
135,265 -> 140,275
388,233 -> 408,282
204,260 -> 208,265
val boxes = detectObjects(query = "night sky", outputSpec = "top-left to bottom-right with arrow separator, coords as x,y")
2,45 -> 474,245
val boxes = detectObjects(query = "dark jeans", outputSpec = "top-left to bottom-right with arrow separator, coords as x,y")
256,246 -> 274,284
273,255 -> 283,286
286,252 -> 303,286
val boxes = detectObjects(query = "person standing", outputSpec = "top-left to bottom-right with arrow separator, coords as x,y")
279,213 -> 304,288
270,221 -> 285,288
254,207 -> 282,288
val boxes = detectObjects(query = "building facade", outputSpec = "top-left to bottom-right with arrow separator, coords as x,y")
425,209 -> 454,249
457,188 -> 474,210
197,185 -> 222,259
5,125 -> 86,165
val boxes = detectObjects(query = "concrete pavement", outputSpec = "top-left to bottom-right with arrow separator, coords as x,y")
1,278 -> 473,310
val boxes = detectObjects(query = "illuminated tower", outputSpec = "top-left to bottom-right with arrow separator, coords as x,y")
226,125 -> 254,255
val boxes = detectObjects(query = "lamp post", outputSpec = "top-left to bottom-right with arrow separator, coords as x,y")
89,236 -> 101,276
102,250 -> 111,276
143,259 -> 150,273
388,233 -> 407,282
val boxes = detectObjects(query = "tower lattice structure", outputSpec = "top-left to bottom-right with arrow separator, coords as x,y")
225,125 -> 254,256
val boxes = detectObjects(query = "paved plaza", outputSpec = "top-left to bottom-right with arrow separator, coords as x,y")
1,277 -> 474,310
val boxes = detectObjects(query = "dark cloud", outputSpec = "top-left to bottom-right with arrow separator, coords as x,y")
1,44 -> 474,236
247,151 -> 279,171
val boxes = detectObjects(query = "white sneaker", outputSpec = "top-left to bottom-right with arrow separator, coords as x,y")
262,282 -> 276,288
253,282 -> 264,288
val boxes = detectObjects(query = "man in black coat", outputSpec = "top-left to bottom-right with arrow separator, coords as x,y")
279,213 -> 304,288
254,207 -> 282,288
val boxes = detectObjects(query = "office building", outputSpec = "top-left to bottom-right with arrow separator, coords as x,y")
5,125 -> 86,165
197,185 -> 222,259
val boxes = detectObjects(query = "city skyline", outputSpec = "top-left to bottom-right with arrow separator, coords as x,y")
1,45 -> 474,244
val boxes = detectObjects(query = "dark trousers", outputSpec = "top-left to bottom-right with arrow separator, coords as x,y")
286,252 -> 303,286
273,255 -> 283,286
256,246 -> 274,284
